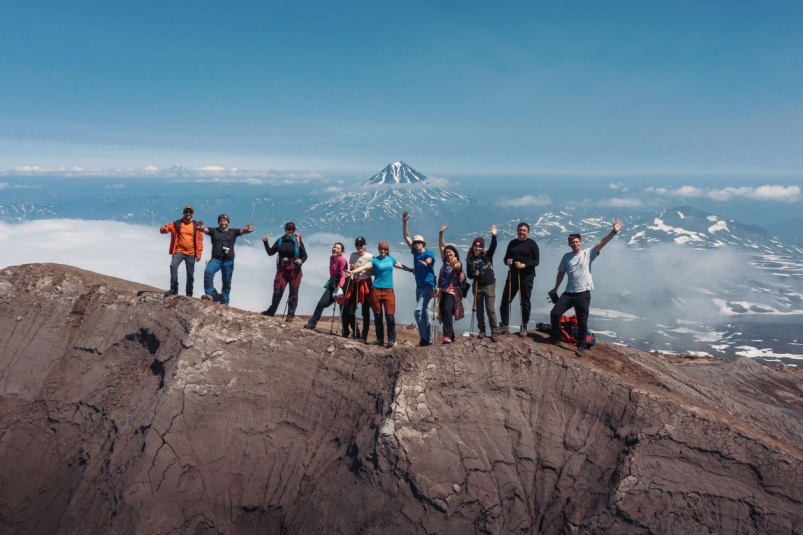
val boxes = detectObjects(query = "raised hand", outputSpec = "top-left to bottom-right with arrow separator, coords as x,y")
490,224 -> 497,236
402,210 -> 409,222
440,224 -> 448,233
613,219 -> 623,233
262,235 -> 270,242
246,223 -> 254,232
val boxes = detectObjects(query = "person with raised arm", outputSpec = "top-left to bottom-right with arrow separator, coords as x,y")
261,221 -> 308,321
499,222 -> 540,337
345,241 -> 413,348
434,224 -> 466,344
402,210 -> 436,347
199,214 -> 253,306
304,242 -> 348,330
466,224 -> 499,342
342,237 -> 373,340
160,205 -> 204,297
548,219 -> 624,357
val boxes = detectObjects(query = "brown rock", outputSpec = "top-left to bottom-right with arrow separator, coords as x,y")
0,263 -> 802,534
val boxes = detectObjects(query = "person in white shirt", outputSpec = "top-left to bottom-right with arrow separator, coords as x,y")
548,218 -> 623,357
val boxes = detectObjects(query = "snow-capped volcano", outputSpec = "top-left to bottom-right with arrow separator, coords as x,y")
301,162 -> 487,235
363,161 -> 427,185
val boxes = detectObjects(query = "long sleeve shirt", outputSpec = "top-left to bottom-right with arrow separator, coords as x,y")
466,234 -> 497,286
264,237 -> 308,264
503,237 -> 540,276
329,255 -> 348,286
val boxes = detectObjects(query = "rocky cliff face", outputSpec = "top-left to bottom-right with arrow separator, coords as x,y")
1,264 -> 802,534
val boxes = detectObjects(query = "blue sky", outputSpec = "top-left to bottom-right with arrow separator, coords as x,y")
1,0 -> 802,174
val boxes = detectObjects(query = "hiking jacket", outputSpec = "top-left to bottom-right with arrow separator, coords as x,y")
466,234 -> 497,286
161,219 -> 204,261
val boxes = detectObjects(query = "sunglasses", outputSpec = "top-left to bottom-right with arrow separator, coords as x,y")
183,210 -> 194,215
285,227 -> 296,231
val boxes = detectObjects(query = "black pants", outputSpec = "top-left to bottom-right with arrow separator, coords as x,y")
309,286 -> 336,327
550,291 -> 591,348
266,285 -> 300,317
500,270 -> 534,328
342,287 -> 371,340
374,312 -> 395,344
440,293 -> 456,340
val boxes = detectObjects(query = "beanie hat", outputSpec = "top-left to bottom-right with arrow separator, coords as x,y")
218,213 -> 230,221
472,237 -> 485,249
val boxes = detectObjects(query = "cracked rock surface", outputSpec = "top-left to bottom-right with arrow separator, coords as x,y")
1,264 -> 802,534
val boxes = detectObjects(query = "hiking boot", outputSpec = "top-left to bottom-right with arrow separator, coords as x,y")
549,336 -> 563,346
490,333 -> 498,343
386,341 -> 396,348
518,327 -> 528,338
304,322 -> 315,330
201,294 -> 212,301
372,340 -> 385,346
261,309 -> 273,316
285,316 -> 294,323
442,336 -> 452,344
496,325 -> 509,335
477,332 -> 486,340
575,346 -> 586,358
418,339 -> 432,347
165,290 -> 178,296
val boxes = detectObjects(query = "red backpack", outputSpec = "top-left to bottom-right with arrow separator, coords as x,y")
559,315 -> 597,347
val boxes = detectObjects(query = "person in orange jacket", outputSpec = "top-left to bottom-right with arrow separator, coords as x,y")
160,205 -> 204,297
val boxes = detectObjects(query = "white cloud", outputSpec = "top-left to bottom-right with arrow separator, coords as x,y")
0,182 -> 7,189
323,186 -> 342,193
496,194 -> 552,207
105,184 -> 127,189
596,197 -> 643,208
646,185 -> 801,203
0,220 -> 419,321
0,165 -> 325,182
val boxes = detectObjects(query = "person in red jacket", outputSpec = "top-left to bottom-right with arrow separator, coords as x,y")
160,205 -> 204,297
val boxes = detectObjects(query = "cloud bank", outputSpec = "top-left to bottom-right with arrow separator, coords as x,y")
496,194 -> 552,207
646,185 -> 801,203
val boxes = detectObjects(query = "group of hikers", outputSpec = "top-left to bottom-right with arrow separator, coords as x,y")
160,205 -> 623,357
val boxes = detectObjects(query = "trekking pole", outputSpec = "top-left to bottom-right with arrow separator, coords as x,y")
329,300 -> 336,334
433,293 -> 440,343
469,281 -> 478,338
507,267 -> 513,335
518,270 -> 525,335
282,297 -> 289,322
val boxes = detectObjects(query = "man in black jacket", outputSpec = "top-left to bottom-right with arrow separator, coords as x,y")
200,214 -> 253,306
261,222 -> 308,321
499,222 -> 540,337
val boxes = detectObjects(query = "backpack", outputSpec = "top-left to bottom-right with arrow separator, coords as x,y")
277,235 -> 300,259
559,315 -> 596,347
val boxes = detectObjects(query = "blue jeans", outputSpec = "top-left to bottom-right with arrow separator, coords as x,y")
414,286 -> 434,342
170,253 -> 196,296
204,258 -> 235,304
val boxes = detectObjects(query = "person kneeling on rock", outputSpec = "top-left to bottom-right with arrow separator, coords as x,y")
548,218 -> 623,358
345,241 -> 413,348
305,242 -> 348,330
199,214 -> 253,306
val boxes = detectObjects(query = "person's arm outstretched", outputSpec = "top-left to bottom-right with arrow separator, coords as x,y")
393,261 -> 414,273
159,222 -> 174,234
346,261 -> 373,277
594,219 -> 623,253
239,223 -> 254,235
439,224 -> 448,259
402,210 -> 413,249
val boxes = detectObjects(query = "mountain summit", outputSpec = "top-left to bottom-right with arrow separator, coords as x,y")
362,161 -> 427,185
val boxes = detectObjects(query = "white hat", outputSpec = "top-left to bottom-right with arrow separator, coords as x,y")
412,235 -> 426,246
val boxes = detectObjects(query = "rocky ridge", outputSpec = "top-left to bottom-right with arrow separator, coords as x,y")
0,264 -> 802,534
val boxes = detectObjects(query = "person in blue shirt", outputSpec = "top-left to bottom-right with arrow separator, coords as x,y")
346,241 -> 413,348
402,210 -> 436,347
